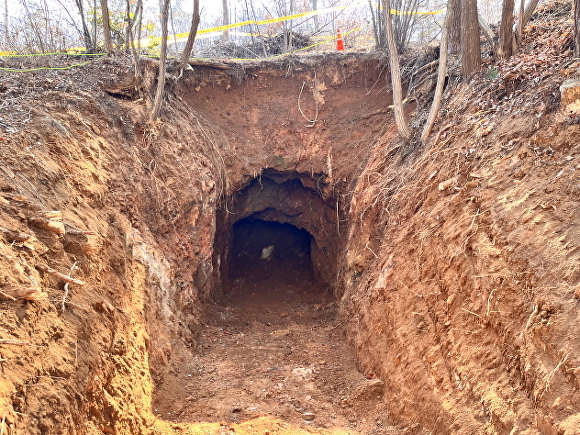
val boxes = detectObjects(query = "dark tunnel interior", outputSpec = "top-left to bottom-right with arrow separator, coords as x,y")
228,218 -> 316,291
212,170 -> 343,302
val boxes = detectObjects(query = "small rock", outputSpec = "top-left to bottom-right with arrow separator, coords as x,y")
303,412 -> 315,421
261,244 -> 274,260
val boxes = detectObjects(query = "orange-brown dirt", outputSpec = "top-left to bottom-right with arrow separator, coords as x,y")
1,3 -> 580,434
153,255 -> 395,434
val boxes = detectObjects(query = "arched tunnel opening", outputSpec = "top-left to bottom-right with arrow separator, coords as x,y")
212,169 -> 342,306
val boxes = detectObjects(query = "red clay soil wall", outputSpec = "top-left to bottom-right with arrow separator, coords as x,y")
177,55 -> 397,300
340,83 -> 580,434
0,55 -> 395,435
0,63 -> 225,434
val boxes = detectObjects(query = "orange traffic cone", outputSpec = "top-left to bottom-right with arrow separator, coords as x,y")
336,28 -> 344,51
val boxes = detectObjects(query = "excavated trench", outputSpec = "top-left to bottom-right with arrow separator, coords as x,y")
2,40 -> 579,435
151,57 -> 399,431
151,170 -> 395,430
0,54 -> 411,435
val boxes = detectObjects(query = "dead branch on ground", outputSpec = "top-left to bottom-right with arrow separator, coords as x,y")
0,339 -> 30,346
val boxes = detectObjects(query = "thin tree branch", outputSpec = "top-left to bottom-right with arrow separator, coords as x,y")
383,0 -> 411,142
421,0 -> 455,144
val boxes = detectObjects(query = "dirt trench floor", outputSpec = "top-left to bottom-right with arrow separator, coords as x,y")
153,256 -> 398,435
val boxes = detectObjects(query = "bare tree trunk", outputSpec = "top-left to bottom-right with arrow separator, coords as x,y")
383,0 -> 411,142
312,0 -> 319,33
369,0 -> 379,46
71,0 -> 95,51
179,0 -> 200,68
125,0 -> 131,53
516,0 -> 539,44
100,0 -> 113,52
56,0 -> 85,46
242,0 -> 255,47
478,13 -> 495,53
498,0 -> 514,59
126,0 -> 143,77
41,0 -> 52,50
168,3 -> 179,57
3,0 -> 8,48
516,0 -> 525,45
249,0 -> 267,57
460,0 -> 481,78
421,0 -> 455,144
93,0 -> 97,47
135,0 -> 144,70
448,0 -> 461,54
370,0 -> 385,47
287,0 -> 295,52
221,0 -> 230,42
575,0 -> 580,57
151,0 -> 170,121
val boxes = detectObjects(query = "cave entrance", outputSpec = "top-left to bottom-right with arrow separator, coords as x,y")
153,171 -> 388,429
213,170 -> 342,306
228,218 -> 317,302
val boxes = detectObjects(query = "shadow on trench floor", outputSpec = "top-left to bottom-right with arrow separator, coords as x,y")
153,256 -> 400,435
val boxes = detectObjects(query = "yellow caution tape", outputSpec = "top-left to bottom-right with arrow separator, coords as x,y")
0,51 -> 106,58
0,60 -> 96,72
147,2 -> 443,47
1,1 -> 444,69
141,5 -> 350,47
390,7 -> 445,15
198,20 -> 257,34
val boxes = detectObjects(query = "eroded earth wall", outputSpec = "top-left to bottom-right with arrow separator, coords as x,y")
341,85 -> 580,434
0,69 -> 225,434
0,55 -> 394,434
